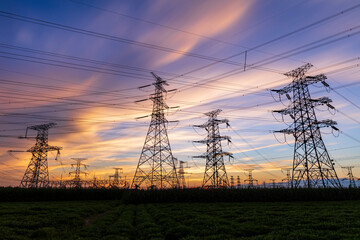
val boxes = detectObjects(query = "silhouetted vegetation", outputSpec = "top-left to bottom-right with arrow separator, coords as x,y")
2,187 -> 360,203
0,187 -> 126,202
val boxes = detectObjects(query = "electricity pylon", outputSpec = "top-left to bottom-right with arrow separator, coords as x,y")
132,72 -> 179,189
230,176 -> 234,188
178,160 -> 190,188
281,168 -> 291,188
272,63 -> 341,188
237,176 -> 241,188
69,158 -> 88,188
109,167 -> 123,188
18,123 -> 61,188
342,166 -> 356,188
193,109 -> 232,188
244,169 -> 258,187
270,179 -> 276,188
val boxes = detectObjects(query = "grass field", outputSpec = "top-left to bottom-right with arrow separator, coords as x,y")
1,200 -> 360,240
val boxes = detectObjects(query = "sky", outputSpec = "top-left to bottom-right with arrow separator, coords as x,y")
0,0 -> 359,187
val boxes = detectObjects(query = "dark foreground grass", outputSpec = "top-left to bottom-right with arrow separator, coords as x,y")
1,200 -> 360,240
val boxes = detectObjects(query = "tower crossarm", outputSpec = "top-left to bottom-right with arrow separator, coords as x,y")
27,145 -> 62,153
214,119 -> 230,125
194,119 -> 229,128
301,74 -> 327,85
215,151 -> 233,158
273,107 -> 294,116
194,135 -> 231,144
69,171 -> 88,176
271,86 -> 293,95
274,128 -> 294,135
193,124 -> 207,128
309,97 -> 334,108
315,119 -> 337,128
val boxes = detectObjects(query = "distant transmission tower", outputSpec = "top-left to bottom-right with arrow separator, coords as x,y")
193,109 -> 232,188
342,166 -> 356,188
281,168 -> 291,188
18,123 -> 61,188
230,176 -> 234,188
178,160 -> 190,188
109,167 -> 123,188
69,158 -> 88,188
270,179 -> 276,188
237,176 -> 241,188
244,169 -> 258,188
132,72 -> 179,189
272,63 -> 341,188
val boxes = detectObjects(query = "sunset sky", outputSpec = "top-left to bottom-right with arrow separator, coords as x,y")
0,0 -> 360,187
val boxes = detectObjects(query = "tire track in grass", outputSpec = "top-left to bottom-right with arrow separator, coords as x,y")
81,201 -> 121,227
102,204 -> 136,240
145,204 -> 194,240
74,204 -> 125,239
134,204 -> 164,240
84,209 -> 111,227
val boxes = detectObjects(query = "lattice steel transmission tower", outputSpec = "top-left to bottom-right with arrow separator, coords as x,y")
132,73 -> 179,189
19,123 -> 61,188
178,160 -> 190,189
342,166 -> 356,188
270,179 -> 276,188
237,176 -> 241,188
193,109 -> 232,188
272,63 -> 341,188
69,158 -> 88,188
281,168 -> 291,188
230,176 -> 234,188
109,167 -> 123,188
244,169 -> 258,187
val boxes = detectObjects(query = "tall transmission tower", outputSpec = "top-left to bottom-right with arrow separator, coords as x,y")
237,176 -> 241,188
193,109 -> 232,188
342,166 -> 356,188
69,158 -> 88,188
178,160 -> 190,188
272,63 -> 341,188
18,123 -> 61,188
281,168 -> 291,188
132,72 -> 179,189
244,169 -> 258,188
230,176 -> 234,188
109,167 -> 123,188
270,179 -> 276,188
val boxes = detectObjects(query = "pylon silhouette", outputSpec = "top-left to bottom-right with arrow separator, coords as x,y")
19,123 -> 61,188
193,109 -> 232,188
272,63 -> 341,188
132,73 -> 179,189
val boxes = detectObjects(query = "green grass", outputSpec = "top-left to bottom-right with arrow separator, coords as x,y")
1,200 -> 360,239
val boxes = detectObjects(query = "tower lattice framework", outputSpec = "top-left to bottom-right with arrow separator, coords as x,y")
132,73 -> 179,189
109,167 -> 123,187
272,63 -> 341,188
193,109 -> 232,188
244,169 -> 258,187
20,123 -> 61,188
69,158 -> 88,188
281,168 -> 291,188
342,166 -> 356,188
178,161 -> 187,189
